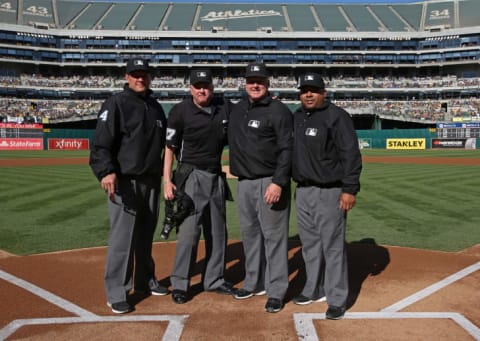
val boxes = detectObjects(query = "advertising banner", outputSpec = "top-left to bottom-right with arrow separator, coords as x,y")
432,139 -> 476,149
48,138 -> 89,150
0,123 -> 43,129
0,138 -> 43,150
358,138 -> 371,149
386,138 -> 426,150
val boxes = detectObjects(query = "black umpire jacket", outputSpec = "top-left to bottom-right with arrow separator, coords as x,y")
228,95 -> 293,187
292,100 -> 362,195
90,84 -> 167,181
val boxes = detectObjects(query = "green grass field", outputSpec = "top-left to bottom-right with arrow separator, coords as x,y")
1,149 -> 479,255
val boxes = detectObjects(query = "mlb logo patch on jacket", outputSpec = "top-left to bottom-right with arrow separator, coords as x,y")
248,120 -> 260,128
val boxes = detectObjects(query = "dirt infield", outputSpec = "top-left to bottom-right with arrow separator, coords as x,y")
0,241 -> 479,340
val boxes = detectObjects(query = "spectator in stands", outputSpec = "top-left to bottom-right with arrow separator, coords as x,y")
89,58 -> 169,314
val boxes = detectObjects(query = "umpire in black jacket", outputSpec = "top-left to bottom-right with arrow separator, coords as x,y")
163,69 -> 235,304
292,72 -> 362,320
228,62 -> 293,313
90,58 -> 168,314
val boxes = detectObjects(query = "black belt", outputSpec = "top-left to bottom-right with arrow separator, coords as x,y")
297,180 -> 342,188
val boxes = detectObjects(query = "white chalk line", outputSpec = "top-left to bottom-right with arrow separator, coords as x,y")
0,269 -> 97,318
0,315 -> 189,341
294,261 -> 480,341
294,312 -> 480,341
2,261 -> 479,340
0,268 -> 189,340
382,261 -> 480,313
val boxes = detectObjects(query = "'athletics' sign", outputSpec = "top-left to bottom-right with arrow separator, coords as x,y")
201,9 -> 282,22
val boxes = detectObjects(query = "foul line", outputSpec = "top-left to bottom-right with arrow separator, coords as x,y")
294,312 -> 480,341
0,269 -> 97,318
382,261 -> 480,312
0,315 -> 189,341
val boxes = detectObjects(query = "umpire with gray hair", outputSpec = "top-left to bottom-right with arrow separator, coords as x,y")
292,72 -> 362,319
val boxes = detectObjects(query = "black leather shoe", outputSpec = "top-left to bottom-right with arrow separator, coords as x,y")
326,306 -> 345,320
265,298 -> 283,313
172,290 -> 188,304
211,282 -> 237,295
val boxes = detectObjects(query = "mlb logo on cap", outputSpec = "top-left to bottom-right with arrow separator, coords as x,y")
245,62 -> 269,78
298,72 -> 325,89
126,58 -> 151,74
190,69 -> 212,85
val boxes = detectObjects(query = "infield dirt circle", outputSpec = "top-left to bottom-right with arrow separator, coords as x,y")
0,155 -> 479,340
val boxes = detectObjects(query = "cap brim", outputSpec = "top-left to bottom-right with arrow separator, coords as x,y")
246,74 -> 268,78
299,84 -> 323,89
128,68 -> 150,74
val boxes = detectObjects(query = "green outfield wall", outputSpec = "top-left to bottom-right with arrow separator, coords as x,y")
43,128 -> 477,150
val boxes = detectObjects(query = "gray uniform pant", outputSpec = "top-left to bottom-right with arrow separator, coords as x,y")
170,169 -> 227,292
237,177 -> 290,300
105,175 -> 160,304
295,186 -> 348,308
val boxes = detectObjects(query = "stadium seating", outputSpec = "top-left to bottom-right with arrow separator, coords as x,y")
0,0 -> 478,126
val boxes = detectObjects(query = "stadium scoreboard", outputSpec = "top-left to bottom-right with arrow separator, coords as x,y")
0,123 -> 43,138
436,122 -> 480,139
0,123 -> 44,150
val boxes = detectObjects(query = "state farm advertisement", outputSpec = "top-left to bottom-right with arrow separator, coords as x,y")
48,138 -> 89,150
0,138 -> 44,150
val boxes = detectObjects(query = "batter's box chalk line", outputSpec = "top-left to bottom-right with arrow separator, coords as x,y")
0,315 -> 189,341
294,261 -> 480,341
294,312 -> 480,341
0,269 -> 188,341
1,261 -> 479,340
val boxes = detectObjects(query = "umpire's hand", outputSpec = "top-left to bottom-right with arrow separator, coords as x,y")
339,193 -> 356,212
264,183 -> 282,205
163,180 -> 177,201
101,173 -> 117,201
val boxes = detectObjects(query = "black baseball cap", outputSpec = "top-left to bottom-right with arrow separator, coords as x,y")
126,58 -> 151,74
298,73 -> 325,89
190,69 -> 212,85
245,62 -> 269,78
